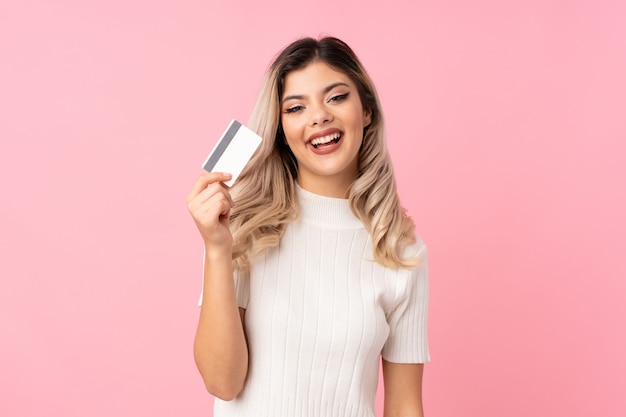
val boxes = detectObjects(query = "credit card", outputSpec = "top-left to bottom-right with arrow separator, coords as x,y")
202,119 -> 262,187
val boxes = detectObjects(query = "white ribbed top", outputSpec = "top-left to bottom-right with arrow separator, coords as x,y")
213,186 -> 429,417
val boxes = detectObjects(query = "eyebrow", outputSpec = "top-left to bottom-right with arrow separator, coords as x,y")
281,82 -> 350,104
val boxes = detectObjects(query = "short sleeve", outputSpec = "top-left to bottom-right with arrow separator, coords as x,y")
197,248 -> 250,308
232,268 -> 250,308
381,242 -> 430,363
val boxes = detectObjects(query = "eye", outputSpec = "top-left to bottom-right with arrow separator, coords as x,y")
329,93 -> 349,103
284,105 -> 304,114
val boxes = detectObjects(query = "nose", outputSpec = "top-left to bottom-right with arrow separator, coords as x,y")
310,103 -> 332,126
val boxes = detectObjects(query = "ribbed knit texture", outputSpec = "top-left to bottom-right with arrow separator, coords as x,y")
213,185 -> 429,417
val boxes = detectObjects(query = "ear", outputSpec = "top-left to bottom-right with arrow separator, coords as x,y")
363,108 -> 372,127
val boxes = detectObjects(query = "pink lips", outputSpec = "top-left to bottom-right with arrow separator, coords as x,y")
307,128 -> 343,144
307,128 -> 343,155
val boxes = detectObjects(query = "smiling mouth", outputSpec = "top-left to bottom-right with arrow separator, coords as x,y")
310,132 -> 342,148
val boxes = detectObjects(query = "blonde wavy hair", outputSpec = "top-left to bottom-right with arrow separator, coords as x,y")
230,37 -> 420,276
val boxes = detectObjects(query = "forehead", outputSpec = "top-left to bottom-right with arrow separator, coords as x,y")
282,61 -> 354,95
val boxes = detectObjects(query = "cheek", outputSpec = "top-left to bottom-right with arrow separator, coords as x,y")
281,120 -> 303,146
280,120 -> 292,144
281,118 -> 292,135
282,130 -> 299,152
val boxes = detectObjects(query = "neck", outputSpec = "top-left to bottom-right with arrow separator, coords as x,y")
296,171 -> 356,199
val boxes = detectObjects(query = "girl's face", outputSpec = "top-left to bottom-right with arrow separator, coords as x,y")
280,61 -> 371,198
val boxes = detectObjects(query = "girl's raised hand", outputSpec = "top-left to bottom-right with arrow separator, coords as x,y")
186,172 -> 235,251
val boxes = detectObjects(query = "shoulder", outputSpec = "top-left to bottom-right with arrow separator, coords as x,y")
402,235 -> 428,267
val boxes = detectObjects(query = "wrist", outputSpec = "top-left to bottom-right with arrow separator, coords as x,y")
204,244 -> 232,262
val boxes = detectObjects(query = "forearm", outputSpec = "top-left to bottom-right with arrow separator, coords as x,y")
193,249 -> 248,400
383,408 -> 424,417
382,361 -> 425,417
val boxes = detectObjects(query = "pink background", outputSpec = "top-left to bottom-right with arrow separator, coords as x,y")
1,1 -> 625,416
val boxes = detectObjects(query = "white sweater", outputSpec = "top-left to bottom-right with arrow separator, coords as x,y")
208,186 -> 430,417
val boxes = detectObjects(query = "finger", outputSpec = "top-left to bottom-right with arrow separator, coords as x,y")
191,181 -> 233,209
187,172 -> 232,201
194,194 -> 233,227
218,209 -> 231,227
190,186 -> 232,216
219,182 -> 235,208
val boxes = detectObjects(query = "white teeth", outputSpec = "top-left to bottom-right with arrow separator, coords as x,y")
311,132 -> 341,146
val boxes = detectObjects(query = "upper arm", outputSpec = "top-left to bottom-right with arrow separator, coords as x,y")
239,307 -> 247,335
382,359 -> 425,417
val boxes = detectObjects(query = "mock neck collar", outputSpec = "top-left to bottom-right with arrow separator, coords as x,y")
295,183 -> 365,230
